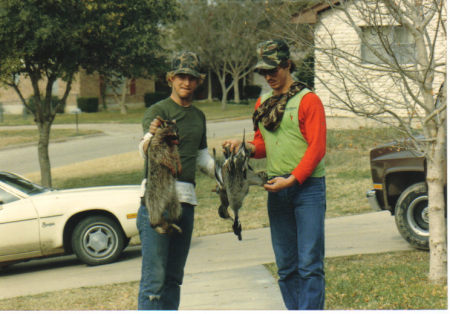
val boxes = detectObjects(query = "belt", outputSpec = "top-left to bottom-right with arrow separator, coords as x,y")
268,174 -> 291,180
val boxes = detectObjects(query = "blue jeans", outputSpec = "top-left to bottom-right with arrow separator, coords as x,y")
137,202 -> 194,310
267,176 -> 326,310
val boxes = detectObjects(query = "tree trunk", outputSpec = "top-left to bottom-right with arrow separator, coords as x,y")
233,75 -> 240,103
207,69 -> 213,102
99,76 -> 107,111
37,121 -> 53,187
120,79 -> 128,114
427,119 -> 447,283
216,72 -> 228,109
220,79 -> 227,109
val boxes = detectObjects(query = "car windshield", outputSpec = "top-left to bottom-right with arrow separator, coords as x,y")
0,172 -> 49,195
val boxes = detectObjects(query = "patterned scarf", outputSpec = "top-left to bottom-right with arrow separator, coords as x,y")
252,81 -> 306,132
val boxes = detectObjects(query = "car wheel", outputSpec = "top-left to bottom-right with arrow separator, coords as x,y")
72,215 -> 125,266
394,182 -> 429,250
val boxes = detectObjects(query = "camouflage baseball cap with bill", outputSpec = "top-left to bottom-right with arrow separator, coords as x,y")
170,51 -> 205,79
254,39 -> 290,70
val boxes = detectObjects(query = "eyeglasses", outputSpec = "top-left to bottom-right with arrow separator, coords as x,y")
256,67 -> 279,77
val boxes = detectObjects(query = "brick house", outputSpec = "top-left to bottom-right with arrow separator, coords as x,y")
0,70 -> 155,114
294,0 -> 446,117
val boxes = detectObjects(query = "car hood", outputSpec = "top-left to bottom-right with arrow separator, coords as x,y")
370,137 -> 425,161
52,185 -> 141,195
29,185 -> 142,217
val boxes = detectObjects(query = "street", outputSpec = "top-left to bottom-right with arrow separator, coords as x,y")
0,120 -> 253,175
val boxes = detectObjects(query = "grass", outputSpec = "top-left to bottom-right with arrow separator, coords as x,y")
0,100 -> 255,126
19,127 -> 407,238
3,117 -> 414,235
0,129 -> 102,149
264,250 -> 447,310
0,251 -> 445,310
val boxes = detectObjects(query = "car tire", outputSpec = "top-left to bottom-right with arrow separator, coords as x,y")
394,182 -> 429,250
72,215 -> 125,266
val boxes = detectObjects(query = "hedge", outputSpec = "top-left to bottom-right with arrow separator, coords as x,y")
144,92 -> 169,108
77,97 -> 99,113
243,85 -> 262,99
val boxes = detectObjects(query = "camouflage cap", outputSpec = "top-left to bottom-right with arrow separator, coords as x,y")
254,39 -> 290,70
170,51 -> 205,79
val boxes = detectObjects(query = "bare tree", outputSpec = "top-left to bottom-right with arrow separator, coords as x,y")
102,75 -> 131,114
272,0 -> 447,282
172,0 -> 266,108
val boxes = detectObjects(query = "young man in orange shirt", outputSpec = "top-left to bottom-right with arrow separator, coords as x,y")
224,39 -> 327,310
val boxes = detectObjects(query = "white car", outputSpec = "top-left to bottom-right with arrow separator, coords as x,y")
0,171 -> 141,267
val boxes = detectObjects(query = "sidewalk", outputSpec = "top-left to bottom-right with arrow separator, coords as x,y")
179,210 -> 412,310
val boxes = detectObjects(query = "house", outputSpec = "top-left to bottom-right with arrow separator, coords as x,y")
294,0 -> 446,117
0,70 -> 155,114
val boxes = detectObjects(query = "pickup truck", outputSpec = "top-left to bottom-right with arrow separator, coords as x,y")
366,140 -> 430,250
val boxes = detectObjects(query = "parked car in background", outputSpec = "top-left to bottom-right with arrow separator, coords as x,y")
0,171 -> 141,268
366,139 -> 429,249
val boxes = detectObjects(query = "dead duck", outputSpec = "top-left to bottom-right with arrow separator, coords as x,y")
213,131 -> 267,240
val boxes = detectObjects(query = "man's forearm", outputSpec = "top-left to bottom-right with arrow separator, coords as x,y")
139,132 -> 153,159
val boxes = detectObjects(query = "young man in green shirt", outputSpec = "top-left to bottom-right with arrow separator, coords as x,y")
137,51 -> 214,310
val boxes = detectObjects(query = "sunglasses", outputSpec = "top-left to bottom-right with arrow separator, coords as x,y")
256,67 -> 279,77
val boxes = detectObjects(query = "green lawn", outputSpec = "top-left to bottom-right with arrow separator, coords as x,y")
265,250 -> 447,310
38,127 -> 409,237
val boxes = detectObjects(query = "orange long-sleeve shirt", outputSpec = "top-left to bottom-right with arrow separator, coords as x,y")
249,91 -> 327,184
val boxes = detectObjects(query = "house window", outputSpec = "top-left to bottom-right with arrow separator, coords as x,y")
361,26 -> 415,64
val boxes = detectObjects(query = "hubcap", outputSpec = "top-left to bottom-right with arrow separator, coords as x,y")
406,195 -> 429,237
421,206 -> 429,224
82,224 -> 118,259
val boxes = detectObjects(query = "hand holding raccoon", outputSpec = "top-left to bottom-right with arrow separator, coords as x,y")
149,117 -> 162,135
142,118 -> 163,155
144,116 -> 182,234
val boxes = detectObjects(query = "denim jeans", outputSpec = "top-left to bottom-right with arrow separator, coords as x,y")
267,176 -> 326,310
137,202 -> 194,310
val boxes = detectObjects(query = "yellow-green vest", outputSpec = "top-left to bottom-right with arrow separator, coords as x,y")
259,88 -> 325,178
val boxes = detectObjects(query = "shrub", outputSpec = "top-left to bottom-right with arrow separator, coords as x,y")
144,92 -> 169,108
294,52 -> 315,89
243,85 -> 262,99
27,96 -> 65,114
77,97 -> 99,113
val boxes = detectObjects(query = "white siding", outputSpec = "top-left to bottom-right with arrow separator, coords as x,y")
313,1 -> 447,118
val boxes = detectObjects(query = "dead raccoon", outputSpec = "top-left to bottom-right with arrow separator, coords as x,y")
144,116 -> 182,234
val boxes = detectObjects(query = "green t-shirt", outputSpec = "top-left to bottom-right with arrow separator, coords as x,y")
142,97 -> 207,184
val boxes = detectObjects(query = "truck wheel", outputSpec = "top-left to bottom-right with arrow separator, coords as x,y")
72,215 -> 125,266
395,182 -> 429,250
